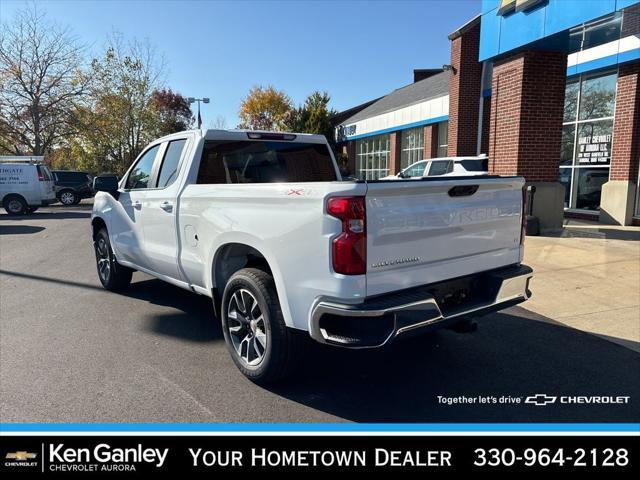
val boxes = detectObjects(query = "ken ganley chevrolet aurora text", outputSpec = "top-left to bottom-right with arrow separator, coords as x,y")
49,444 -> 167,471
91,129 -> 533,383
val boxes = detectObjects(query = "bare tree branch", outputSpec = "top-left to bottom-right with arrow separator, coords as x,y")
0,4 -> 89,155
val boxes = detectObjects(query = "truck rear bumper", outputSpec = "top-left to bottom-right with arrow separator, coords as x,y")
309,264 -> 533,348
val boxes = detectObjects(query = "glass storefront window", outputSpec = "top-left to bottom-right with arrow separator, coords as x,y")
437,121 -> 448,157
568,12 -> 622,53
563,80 -> 579,122
574,168 -> 609,210
560,125 -> 575,165
400,127 -> 424,170
355,134 -> 390,180
576,120 -> 613,166
559,168 -> 572,208
559,70 -> 617,211
578,74 -> 617,120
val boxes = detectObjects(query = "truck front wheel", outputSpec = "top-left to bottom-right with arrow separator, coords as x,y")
221,268 -> 300,384
94,228 -> 133,291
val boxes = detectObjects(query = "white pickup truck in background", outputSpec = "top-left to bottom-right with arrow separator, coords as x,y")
91,129 -> 532,383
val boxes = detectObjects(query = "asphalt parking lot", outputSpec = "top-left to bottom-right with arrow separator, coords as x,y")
1,203 -> 639,423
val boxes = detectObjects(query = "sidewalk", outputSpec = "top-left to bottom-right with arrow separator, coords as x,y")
522,220 -> 640,352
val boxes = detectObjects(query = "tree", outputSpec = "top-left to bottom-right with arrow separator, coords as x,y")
0,5 -> 88,155
75,34 -> 166,175
285,91 -> 336,146
301,91 -> 336,145
238,85 -> 293,131
151,89 -> 193,136
210,115 -> 228,129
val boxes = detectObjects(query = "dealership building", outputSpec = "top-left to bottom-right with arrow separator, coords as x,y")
335,0 -> 640,228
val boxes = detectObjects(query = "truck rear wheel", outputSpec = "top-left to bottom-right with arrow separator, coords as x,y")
3,195 -> 28,215
221,268 -> 300,384
94,228 -> 133,291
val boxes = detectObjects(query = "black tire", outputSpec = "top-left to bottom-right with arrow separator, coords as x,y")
27,207 -> 39,213
221,268 -> 301,384
3,195 -> 28,215
72,196 -> 82,205
94,228 -> 133,291
58,190 -> 78,205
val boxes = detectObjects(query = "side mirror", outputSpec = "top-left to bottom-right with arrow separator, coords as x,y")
93,174 -> 119,197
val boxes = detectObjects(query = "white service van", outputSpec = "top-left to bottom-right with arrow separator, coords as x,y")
0,156 -> 57,215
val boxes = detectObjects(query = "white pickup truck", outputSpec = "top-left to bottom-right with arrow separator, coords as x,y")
91,129 -> 532,383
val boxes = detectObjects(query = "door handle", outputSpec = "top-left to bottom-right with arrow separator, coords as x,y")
131,200 -> 142,209
160,201 -> 173,212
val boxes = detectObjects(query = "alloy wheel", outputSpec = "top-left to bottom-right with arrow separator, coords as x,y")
227,289 -> 267,366
60,192 -> 75,205
96,237 -> 111,282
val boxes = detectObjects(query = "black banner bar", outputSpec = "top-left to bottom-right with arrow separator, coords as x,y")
1,435 -> 637,476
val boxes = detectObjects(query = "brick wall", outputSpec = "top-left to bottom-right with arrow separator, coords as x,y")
622,2 -> 639,38
390,131 -> 400,175
610,62 -> 640,182
423,124 -> 438,159
448,21 -> 482,157
488,51 -> 567,181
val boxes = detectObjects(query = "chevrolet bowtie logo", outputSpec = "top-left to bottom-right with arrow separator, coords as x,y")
525,394 -> 557,406
6,451 -> 37,460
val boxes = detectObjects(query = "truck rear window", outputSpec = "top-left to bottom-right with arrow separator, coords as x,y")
459,159 -> 488,172
37,165 -> 53,181
197,140 -> 337,184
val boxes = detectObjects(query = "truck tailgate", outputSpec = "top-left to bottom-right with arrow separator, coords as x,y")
364,177 -> 524,297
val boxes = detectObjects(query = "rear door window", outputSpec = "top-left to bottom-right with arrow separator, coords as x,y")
197,141 -> 337,184
427,160 -> 453,176
156,139 -> 186,188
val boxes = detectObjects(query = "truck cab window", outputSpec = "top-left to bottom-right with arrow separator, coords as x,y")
125,145 -> 160,189
197,140 -> 337,184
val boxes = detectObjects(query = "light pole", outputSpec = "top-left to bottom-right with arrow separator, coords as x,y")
187,97 -> 210,129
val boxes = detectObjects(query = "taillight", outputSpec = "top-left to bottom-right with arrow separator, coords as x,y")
520,186 -> 528,245
327,196 -> 366,275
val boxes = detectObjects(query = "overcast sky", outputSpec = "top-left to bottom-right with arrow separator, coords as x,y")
1,0 -> 481,127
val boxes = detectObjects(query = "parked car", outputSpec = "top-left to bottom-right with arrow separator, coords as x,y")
91,130 -> 532,384
0,156 -> 56,215
52,170 -> 94,205
383,156 -> 489,180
